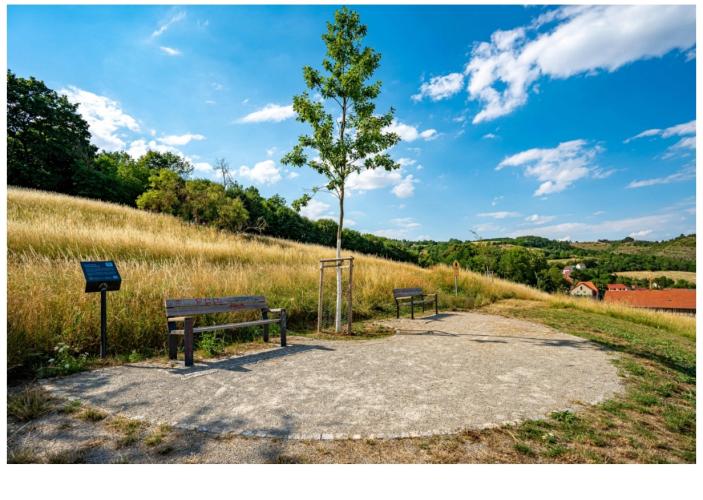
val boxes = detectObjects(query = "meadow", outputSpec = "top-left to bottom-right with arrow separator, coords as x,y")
7,187 -> 697,463
7,188 -> 695,372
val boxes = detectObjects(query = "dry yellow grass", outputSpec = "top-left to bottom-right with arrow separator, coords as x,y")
615,270 -> 696,284
8,188 -> 548,367
8,188 -> 694,368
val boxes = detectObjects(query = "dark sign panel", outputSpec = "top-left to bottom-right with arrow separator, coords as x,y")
80,261 -> 122,293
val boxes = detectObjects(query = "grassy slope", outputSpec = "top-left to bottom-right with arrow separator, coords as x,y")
572,236 -> 696,260
8,188 -> 544,367
7,188 -> 696,463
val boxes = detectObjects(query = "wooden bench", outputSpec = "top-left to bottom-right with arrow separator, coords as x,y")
165,295 -> 287,366
393,288 -> 438,319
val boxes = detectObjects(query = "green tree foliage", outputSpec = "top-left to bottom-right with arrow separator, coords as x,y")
7,70 -> 96,192
136,169 -> 185,215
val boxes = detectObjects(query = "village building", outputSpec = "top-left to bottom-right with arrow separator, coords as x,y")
607,283 -> 629,291
570,281 -> 599,298
604,289 -> 696,315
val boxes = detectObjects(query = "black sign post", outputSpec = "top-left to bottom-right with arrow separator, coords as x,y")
80,261 -> 122,358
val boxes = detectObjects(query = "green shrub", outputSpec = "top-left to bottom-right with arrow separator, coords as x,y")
198,332 -> 225,357
37,342 -> 88,378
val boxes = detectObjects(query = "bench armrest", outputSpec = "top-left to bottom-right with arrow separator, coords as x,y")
167,316 -> 189,323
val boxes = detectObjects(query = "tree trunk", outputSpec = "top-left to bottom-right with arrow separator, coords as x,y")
335,190 -> 344,333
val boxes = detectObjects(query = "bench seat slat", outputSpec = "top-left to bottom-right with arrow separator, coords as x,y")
170,318 -> 281,335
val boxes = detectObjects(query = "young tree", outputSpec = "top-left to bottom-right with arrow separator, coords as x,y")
282,7 -> 400,332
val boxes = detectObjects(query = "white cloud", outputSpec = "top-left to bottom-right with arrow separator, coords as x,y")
286,171 -> 299,179
511,212 -> 687,241
61,86 -> 140,151
159,46 -> 181,56
205,100 -> 216,105
627,165 -> 695,189
491,195 -> 504,207
374,217 -> 421,239
629,229 -> 653,238
392,175 -> 416,198
158,133 -> 205,146
239,104 -> 295,123
237,160 -> 282,184
525,214 -> 556,225
625,120 -> 696,142
497,139 -> 603,196
482,133 -> 497,140
299,199 -> 332,220
397,158 -> 416,167
193,162 -> 214,173
478,211 -> 521,219
266,147 -> 278,157
127,139 -> 179,158
383,120 -> 438,142
463,5 -> 695,123
152,11 -> 186,38
412,72 -> 464,102
390,217 -> 421,229
348,169 -> 402,191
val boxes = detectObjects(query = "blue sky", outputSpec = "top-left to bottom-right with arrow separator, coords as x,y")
8,4 -> 697,242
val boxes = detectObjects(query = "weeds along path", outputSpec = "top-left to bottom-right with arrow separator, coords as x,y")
8,188 -> 543,367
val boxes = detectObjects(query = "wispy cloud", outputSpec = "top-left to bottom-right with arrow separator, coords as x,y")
478,211 -> 521,219
159,46 -> 181,56
625,120 -> 696,143
158,133 -> 205,146
152,11 -> 186,38
627,165 -> 695,189
239,103 -> 295,123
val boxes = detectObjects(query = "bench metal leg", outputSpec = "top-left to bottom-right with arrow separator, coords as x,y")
279,310 -> 287,347
410,296 -> 415,320
435,294 -> 439,315
167,321 -> 178,360
184,317 -> 194,367
262,309 -> 270,343
396,300 -> 399,319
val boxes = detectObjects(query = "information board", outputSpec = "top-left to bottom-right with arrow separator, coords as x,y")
80,261 -> 122,293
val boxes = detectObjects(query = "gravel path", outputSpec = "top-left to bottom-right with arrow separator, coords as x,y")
42,312 -> 622,439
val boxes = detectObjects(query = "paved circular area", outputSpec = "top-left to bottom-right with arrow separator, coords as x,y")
42,312 -> 622,439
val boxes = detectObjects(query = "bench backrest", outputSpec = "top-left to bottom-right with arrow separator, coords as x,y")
165,295 -> 268,318
393,287 -> 424,299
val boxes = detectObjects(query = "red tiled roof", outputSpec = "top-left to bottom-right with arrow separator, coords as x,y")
574,281 -> 599,293
604,289 -> 696,310
607,284 -> 628,291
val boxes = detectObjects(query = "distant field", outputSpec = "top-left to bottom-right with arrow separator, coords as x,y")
615,270 -> 697,284
572,238 -> 696,260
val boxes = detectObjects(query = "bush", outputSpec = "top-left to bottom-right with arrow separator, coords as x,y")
37,342 -> 88,378
198,333 -> 225,357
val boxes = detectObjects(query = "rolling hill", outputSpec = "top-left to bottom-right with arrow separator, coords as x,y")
7,188 -> 695,369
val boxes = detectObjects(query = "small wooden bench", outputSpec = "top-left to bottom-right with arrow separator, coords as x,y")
165,295 -> 287,366
393,288 -> 438,319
